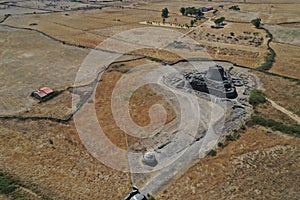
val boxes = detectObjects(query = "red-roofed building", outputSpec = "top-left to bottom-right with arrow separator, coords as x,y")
32,87 -> 54,100
40,87 -> 54,94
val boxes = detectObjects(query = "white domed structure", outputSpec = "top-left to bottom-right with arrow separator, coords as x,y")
142,152 -> 157,167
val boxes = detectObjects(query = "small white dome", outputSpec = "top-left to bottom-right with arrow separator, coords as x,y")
143,152 -> 157,167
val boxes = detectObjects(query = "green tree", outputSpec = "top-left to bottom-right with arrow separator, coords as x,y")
229,5 -> 240,11
251,18 -> 261,28
161,8 -> 169,18
190,19 -> 195,27
185,7 -> 197,16
180,7 -> 186,15
249,89 -> 267,107
196,10 -> 204,17
214,17 -> 225,26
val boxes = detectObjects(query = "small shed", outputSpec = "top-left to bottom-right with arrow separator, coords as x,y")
200,6 -> 213,12
32,87 -> 54,100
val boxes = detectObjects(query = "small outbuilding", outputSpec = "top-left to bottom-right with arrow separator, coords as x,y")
32,87 -> 54,100
142,152 -> 158,167
200,6 -> 213,12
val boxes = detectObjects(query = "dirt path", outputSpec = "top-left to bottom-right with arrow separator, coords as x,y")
267,98 -> 300,124
19,187 -> 41,199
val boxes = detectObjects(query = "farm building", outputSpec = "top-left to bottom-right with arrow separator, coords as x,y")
200,6 -> 213,12
32,87 -> 54,100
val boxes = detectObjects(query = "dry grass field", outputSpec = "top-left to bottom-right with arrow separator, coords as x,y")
158,127 -> 300,200
220,3 -> 300,24
0,119 -> 132,200
269,42 -> 300,79
264,24 -> 300,46
95,58 -> 177,149
254,71 -> 300,116
3,7 -> 193,48
0,26 -> 89,115
0,0 -> 300,199
189,21 -> 269,68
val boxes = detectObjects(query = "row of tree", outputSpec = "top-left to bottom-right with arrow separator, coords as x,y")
179,7 -> 204,18
160,7 -> 261,29
162,7 -> 205,19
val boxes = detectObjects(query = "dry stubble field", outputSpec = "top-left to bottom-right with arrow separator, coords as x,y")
0,0 -> 300,199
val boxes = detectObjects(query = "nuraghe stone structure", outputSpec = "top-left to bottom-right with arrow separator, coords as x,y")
184,65 -> 238,99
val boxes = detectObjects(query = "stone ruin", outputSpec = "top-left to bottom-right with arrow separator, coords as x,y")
184,65 -> 238,99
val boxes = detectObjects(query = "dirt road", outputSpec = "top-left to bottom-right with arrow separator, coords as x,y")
267,98 -> 300,124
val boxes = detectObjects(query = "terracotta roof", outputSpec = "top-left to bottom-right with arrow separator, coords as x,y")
34,91 -> 47,98
39,87 -> 54,94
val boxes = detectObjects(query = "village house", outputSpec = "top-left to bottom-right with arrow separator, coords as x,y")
32,87 -> 54,100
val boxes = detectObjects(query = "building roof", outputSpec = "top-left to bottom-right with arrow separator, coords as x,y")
39,87 -> 54,94
33,91 -> 47,98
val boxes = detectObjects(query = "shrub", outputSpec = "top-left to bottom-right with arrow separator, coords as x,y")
240,124 -> 246,131
251,18 -> 261,28
226,132 -> 240,141
148,57 -> 162,63
229,5 -> 240,11
207,149 -> 217,156
258,48 -> 276,71
217,142 -> 224,148
148,195 -> 156,200
214,17 -> 225,26
247,116 -> 300,137
249,89 -> 267,107
0,172 -> 18,195
161,8 -> 169,18
230,32 -> 235,36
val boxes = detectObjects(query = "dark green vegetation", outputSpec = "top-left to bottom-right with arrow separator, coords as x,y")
226,131 -> 241,141
251,18 -> 261,28
258,29 -> 276,71
247,116 -> 300,137
249,89 -> 267,107
190,19 -> 196,27
179,7 -> 186,15
229,5 -> 240,11
247,89 -> 299,137
258,48 -> 276,71
0,172 -> 51,200
161,8 -> 169,18
179,7 -> 203,18
0,172 -> 18,195
207,149 -> 217,156
148,195 -> 156,200
214,17 -> 225,26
